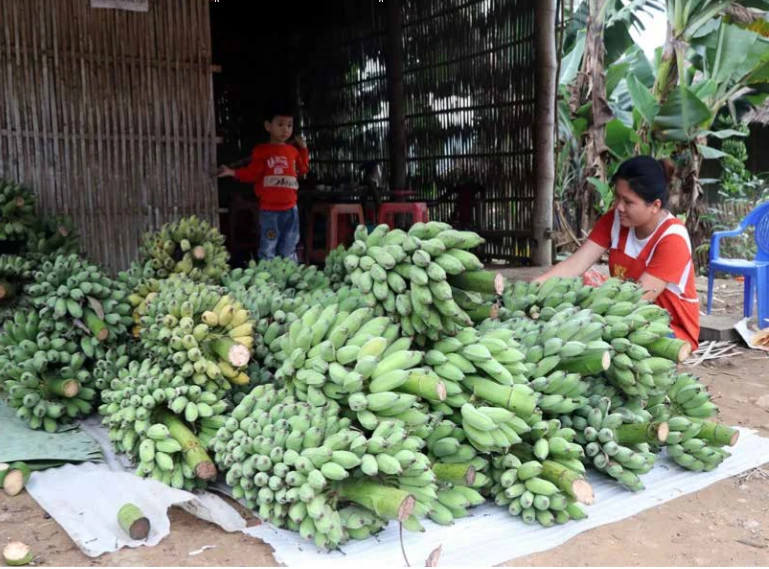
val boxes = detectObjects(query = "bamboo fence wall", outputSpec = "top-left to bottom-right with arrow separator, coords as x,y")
0,0 -> 217,271
301,0 -> 537,262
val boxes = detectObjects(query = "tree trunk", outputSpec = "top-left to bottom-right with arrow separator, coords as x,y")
575,0 -> 612,236
385,0 -> 407,191
678,147 -> 706,248
652,22 -> 679,104
533,0 -> 558,266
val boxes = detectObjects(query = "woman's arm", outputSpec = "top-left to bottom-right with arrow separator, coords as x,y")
533,240 -> 607,283
638,272 -> 668,302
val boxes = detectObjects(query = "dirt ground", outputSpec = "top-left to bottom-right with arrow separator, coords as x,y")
1,273 -> 768,567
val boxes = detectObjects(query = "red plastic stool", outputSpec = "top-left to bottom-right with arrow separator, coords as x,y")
305,203 -> 365,264
377,202 -> 429,229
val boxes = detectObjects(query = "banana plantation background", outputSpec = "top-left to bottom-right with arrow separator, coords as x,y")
555,0 -> 769,273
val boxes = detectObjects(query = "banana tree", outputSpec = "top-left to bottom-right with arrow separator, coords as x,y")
561,0 -> 666,232
628,6 -> 769,236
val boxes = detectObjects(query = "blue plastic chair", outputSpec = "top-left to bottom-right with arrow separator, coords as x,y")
707,201 -> 769,329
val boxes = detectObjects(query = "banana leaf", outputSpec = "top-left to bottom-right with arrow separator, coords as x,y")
0,401 -> 103,465
653,86 -> 713,141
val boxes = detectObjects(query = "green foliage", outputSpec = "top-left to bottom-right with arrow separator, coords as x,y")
556,1 -> 769,239
717,119 -> 768,202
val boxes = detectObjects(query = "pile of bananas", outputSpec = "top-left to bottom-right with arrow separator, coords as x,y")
98,358 -> 223,489
138,216 -> 229,283
0,180 -> 36,244
341,223 -> 489,343
138,280 -> 254,396
0,310 -> 97,431
211,384 -> 435,549
25,254 -> 132,354
225,257 -> 330,292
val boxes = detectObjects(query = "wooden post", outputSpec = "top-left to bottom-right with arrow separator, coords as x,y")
385,0 -> 407,190
533,0 -> 558,266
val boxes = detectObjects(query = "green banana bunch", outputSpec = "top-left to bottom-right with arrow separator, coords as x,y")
323,245 -> 350,287
663,416 -> 735,472
227,276 -> 364,372
268,302 -> 438,431
576,398 -> 662,491
529,370 -> 590,416
0,309 -> 96,431
460,403 -> 529,453
224,257 -> 331,292
667,373 -> 719,419
341,222 -> 487,344
139,279 -> 255,395
420,420 -> 490,525
0,180 -> 36,243
98,357 -> 223,489
488,451 -> 589,526
0,255 -> 34,315
428,326 -> 529,390
503,277 -> 588,316
26,254 -> 132,350
24,214 -> 80,259
138,216 -> 230,283
579,278 -> 641,315
91,344 -> 139,390
212,384 -> 437,550
124,276 -> 165,337
521,415 -> 586,469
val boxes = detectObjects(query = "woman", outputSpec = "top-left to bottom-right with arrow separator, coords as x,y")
535,156 -> 700,349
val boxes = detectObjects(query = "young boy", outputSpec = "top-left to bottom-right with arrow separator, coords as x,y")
218,105 -> 309,260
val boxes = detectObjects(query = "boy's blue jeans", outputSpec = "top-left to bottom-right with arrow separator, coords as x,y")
259,207 -> 300,261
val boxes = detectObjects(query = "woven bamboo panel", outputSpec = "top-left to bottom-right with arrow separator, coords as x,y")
0,0 -> 217,271
301,0 -> 537,262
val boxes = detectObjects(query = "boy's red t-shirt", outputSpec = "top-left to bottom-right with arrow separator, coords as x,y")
588,208 -> 701,350
234,143 -> 310,211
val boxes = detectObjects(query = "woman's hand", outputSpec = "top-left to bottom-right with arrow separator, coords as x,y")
533,240 -> 607,283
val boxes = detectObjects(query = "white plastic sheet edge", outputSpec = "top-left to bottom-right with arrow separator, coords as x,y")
25,463 -> 246,558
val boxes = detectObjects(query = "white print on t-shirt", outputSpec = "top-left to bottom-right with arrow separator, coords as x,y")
263,175 -> 299,189
267,156 -> 290,175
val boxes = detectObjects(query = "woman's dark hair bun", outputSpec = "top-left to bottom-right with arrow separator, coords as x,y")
658,158 -> 675,184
